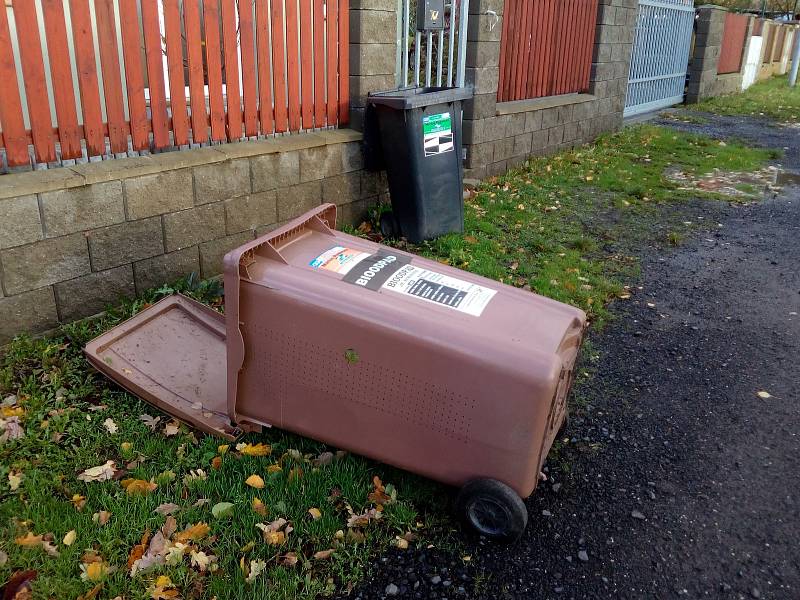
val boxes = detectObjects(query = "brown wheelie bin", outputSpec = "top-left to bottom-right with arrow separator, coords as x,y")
85,203 -> 586,542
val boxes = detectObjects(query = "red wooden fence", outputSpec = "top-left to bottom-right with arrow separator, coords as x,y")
717,13 -> 749,75
0,0 -> 349,169
498,0 -> 599,103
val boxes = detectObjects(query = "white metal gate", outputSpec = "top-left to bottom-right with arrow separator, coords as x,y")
624,0 -> 694,117
396,0 -> 471,88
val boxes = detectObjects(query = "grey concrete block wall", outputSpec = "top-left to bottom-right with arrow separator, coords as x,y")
686,6 -> 729,104
0,130 -> 387,344
462,0 -> 636,179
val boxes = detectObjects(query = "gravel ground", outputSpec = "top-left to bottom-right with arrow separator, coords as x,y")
342,113 -> 800,599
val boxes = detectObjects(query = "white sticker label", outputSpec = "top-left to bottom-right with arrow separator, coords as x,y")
381,264 -> 497,316
309,246 -> 371,275
423,112 -> 454,157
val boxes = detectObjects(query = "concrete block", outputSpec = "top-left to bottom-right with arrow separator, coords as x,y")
505,113 -> 527,137
360,171 -> 383,199
493,137 -> 515,161
512,133 -> 533,157
300,144 -> 344,182
323,172 -> 362,205
342,142 -> 365,173
563,121 -> 579,143
525,110 -> 544,133
466,142 -> 494,168
486,160 -> 508,178
193,159 -> 251,205
540,107 -> 562,129
0,287 -> 59,344
251,151 -> 300,192
467,41 -> 501,69
125,169 -> 194,219
350,44 -> 396,76
349,0 -> 395,10
87,216 -> 164,271
548,125 -> 565,147
338,198 -> 373,226
133,247 -> 200,294
469,0 -> 504,15
277,181 -> 322,221
1,233 -> 91,295
349,74 -> 397,107
465,66 -> 500,95
467,14 -> 503,42
0,195 -> 43,250
350,8 -> 396,40
199,231 -> 255,278
463,93 -> 497,120
164,204 -> 226,252
41,181 -> 125,237
54,265 -> 135,322
225,191 -> 278,234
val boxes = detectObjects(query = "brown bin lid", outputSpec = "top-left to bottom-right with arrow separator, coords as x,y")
84,295 -> 245,440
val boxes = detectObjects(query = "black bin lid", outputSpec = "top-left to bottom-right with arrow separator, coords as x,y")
368,86 -> 474,110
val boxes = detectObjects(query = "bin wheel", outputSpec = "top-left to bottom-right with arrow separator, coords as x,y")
455,479 -> 528,543
379,211 -> 399,239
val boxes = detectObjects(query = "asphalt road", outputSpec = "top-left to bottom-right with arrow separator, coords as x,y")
344,114 -> 800,600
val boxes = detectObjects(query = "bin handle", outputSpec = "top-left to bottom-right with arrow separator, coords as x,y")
222,204 -> 339,424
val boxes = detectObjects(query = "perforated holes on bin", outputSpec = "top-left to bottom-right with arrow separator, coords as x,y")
248,325 -> 475,441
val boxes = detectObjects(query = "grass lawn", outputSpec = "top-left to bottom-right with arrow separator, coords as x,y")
0,125 -> 773,600
693,75 -> 800,122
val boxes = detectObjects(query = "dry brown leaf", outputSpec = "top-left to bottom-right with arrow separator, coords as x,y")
139,414 -> 161,431
238,443 -> 271,456
264,531 -> 285,545
63,530 -> 77,546
8,470 -> 22,491
313,549 -> 335,560
163,421 -> 181,437
173,522 -> 211,543
307,507 -> 322,520
267,464 -> 282,474
245,474 -> 265,489
154,503 -> 180,516
126,529 -> 151,570
77,461 -> 117,482
15,532 -> 59,557
211,456 -> 222,470
252,497 -> 267,516
278,552 -> 298,567
92,511 -> 112,525
121,478 -> 157,496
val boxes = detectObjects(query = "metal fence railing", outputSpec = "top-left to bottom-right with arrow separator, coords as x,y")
395,0 -> 470,88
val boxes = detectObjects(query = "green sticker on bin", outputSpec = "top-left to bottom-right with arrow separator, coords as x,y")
423,112 -> 454,157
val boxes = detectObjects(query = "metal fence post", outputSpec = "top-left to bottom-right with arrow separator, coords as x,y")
790,26 -> 800,86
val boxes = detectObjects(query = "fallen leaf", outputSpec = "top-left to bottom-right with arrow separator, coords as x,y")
149,574 -> 179,599
396,537 -> 409,550
252,497 -> 267,516
245,474 -> 265,489
211,456 -> 222,470
8,470 -> 22,491
313,451 -> 334,467
346,507 -> 382,528
165,542 -> 189,566
154,503 -> 180,516
757,390 -> 773,399
15,532 -> 59,557
120,442 -> 133,453
163,421 -> 181,437
0,549 -> 7,565
192,498 -> 210,508
80,560 -> 113,582
245,559 -> 267,583
288,467 -> 303,482
307,507 -> 322,520
313,549 -> 335,560
63,530 -> 77,546
218,444 -> 230,454
71,494 -> 87,511
77,461 -> 117,482
126,529 -> 150,570
263,531 -> 285,545
211,502 -> 235,519
92,511 -> 111,526
183,469 -> 207,485
139,414 -> 161,431
174,522 -> 211,543
267,464 -> 283,474
77,583 -> 103,600
238,443 -> 271,456
278,552 -> 298,567
190,550 -> 217,572
0,570 -> 36,599
103,418 -> 118,434
121,478 -> 157,496
0,416 -> 24,442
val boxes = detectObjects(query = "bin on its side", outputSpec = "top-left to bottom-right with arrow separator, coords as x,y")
86,204 -> 586,542
368,86 -> 472,243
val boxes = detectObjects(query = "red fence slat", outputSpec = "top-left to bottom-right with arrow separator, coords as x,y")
286,0 -> 302,131
271,0 -> 289,132
203,0 -> 227,142
94,0 -> 128,154
313,0 -> 326,127
338,0 -> 349,124
221,0 -> 243,140
184,0 -> 208,143
0,5 -> 28,166
299,0 -> 314,129
141,0 -> 170,149
239,0 -> 259,137
164,0 -> 190,146
255,0 -> 275,134
118,1 -> 150,151
41,0 -> 82,159
68,0 -> 104,157
326,0 -> 339,125
14,1 -> 56,163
